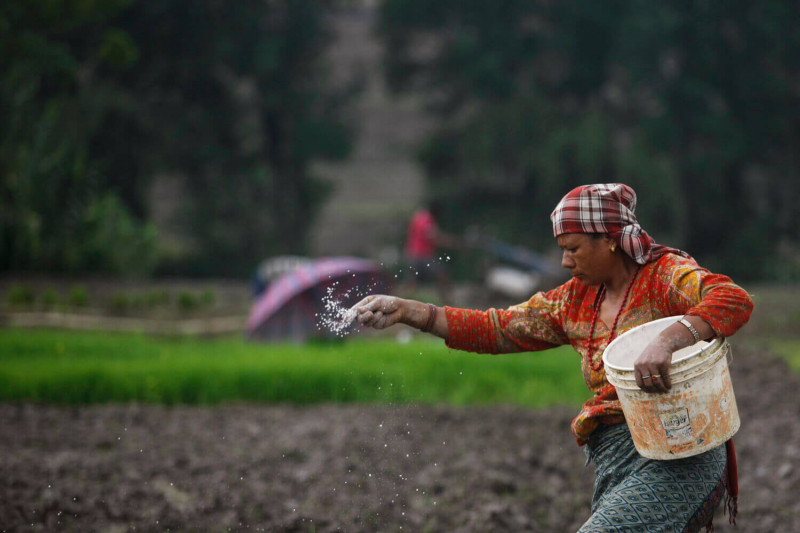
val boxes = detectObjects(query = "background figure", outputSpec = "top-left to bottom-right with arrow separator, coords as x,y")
402,200 -> 459,303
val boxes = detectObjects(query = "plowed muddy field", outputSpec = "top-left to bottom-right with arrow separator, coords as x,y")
2,342 -> 798,532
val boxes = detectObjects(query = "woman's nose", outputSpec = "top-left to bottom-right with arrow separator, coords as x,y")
561,252 -> 574,269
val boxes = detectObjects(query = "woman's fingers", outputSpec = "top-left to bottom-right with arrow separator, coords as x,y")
643,372 -> 670,393
354,295 -> 395,313
657,365 -> 672,390
633,338 -> 676,394
637,368 -> 670,393
352,295 -> 401,329
355,307 -> 381,327
634,360 -> 671,393
352,295 -> 378,312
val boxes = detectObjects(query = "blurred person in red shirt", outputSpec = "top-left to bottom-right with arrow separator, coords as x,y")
403,200 -> 459,302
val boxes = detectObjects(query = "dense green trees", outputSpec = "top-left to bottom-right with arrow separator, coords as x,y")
3,1 -> 798,281
379,0 -> 800,280
1,0 -> 158,275
1,0 -> 352,277
118,0 -> 354,276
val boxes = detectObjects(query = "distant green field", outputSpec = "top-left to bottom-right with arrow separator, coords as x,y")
757,339 -> 800,371
736,284 -> 800,371
0,329 -> 588,407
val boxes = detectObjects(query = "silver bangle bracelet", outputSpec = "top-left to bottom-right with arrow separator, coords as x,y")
679,317 -> 700,343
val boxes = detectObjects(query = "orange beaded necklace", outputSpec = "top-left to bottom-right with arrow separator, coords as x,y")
586,267 -> 640,371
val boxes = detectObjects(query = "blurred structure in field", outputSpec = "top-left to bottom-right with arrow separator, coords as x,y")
251,256 -> 313,297
479,238 -> 566,301
246,256 -> 392,342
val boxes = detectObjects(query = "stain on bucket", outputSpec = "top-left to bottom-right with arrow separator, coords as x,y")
603,316 -> 740,460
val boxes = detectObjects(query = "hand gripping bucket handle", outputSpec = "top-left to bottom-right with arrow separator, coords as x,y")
602,316 -> 740,460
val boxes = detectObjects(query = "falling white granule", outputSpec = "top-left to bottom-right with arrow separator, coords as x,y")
317,281 -> 381,337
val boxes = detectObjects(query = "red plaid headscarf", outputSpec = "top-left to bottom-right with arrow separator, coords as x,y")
550,183 -> 689,265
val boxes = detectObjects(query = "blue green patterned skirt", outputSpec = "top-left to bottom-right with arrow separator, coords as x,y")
578,423 -> 727,533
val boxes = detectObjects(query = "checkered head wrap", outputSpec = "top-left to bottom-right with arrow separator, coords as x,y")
550,183 -> 689,265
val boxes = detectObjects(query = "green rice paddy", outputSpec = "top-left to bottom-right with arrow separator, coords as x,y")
0,328 -> 588,407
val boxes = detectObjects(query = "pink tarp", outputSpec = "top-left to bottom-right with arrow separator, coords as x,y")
246,256 -> 392,342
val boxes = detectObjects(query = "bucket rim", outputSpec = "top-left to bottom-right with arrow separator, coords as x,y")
602,316 -> 720,372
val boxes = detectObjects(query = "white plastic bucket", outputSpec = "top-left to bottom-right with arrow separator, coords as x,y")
602,316 -> 740,460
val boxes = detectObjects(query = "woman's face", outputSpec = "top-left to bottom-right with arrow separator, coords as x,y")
557,233 -> 616,286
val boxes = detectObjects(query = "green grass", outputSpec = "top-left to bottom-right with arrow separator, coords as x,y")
756,339 -> 800,371
0,328 -> 588,407
735,284 -> 800,372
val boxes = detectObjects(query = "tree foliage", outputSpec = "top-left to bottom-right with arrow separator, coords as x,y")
1,0 -> 353,277
379,0 -> 800,280
117,0 -> 354,277
0,0 -> 156,275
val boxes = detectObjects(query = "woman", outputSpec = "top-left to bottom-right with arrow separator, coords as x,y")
354,183 -> 753,532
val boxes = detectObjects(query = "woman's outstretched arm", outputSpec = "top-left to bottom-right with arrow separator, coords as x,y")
353,295 -> 448,340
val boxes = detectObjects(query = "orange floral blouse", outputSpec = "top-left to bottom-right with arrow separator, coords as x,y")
444,253 -> 754,445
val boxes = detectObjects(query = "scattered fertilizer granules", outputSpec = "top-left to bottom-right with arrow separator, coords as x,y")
317,281 -> 381,337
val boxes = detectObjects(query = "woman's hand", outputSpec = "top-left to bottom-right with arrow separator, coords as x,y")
633,317 -> 713,393
352,295 -> 405,330
634,339 -> 673,393
353,295 -> 446,338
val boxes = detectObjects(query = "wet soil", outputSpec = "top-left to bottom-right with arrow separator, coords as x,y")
2,342 -> 799,532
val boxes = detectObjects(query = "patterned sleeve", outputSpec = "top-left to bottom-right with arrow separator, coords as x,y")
445,284 -> 572,354
659,255 -> 754,337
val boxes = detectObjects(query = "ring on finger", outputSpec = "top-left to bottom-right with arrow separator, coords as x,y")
651,374 -> 661,379
642,375 -> 651,380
